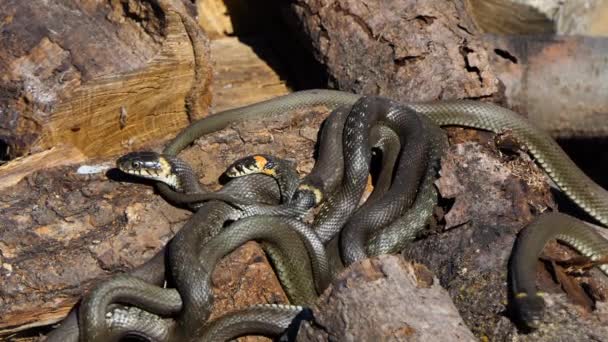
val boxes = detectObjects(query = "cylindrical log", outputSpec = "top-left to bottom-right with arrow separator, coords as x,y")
0,0 -> 212,160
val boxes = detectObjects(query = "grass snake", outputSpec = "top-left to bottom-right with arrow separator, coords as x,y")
47,89 -> 608,339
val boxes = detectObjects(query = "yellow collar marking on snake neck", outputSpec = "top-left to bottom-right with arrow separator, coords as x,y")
297,184 -> 323,204
158,156 -> 179,189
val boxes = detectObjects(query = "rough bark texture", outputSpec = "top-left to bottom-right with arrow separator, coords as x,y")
281,0 -> 608,138
401,128 -> 608,340
0,0 -> 211,159
296,255 -> 476,341
283,0 -> 499,101
0,105 -> 331,338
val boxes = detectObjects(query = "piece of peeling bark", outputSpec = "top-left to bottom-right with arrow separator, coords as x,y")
296,255 -> 476,341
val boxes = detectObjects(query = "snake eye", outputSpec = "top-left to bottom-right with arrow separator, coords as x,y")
264,160 -> 275,170
131,160 -> 142,169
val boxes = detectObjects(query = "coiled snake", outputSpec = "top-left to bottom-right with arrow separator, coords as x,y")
47,90 -> 608,340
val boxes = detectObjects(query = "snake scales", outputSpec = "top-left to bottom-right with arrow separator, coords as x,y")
47,90 -> 608,340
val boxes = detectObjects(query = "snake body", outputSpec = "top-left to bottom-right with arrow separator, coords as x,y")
161,91 -> 608,331
336,97 -> 430,265
198,304 -> 308,341
367,116 -> 448,256
50,90 -> 608,340
157,90 -> 607,227
509,213 -> 608,329
77,206 -> 328,341
106,305 -> 175,341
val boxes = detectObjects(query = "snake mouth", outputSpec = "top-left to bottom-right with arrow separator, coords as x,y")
116,151 -> 177,187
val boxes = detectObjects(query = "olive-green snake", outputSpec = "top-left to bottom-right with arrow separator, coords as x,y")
154,90 -> 606,226
47,90 -> 608,339
158,90 -> 608,332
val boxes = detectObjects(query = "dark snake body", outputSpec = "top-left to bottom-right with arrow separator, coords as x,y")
47,175 -> 279,342
367,116 -> 448,255
336,97 -> 430,265
160,93 -> 608,331
57,185 -> 328,341
48,90 -> 608,340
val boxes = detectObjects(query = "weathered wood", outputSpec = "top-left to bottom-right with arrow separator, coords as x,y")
486,35 -> 608,138
464,0 -> 555,35
197,0 -> 234,38
0,103 -> 331,338
400,128 -> 608,339
296,255 -> 477,341
0,145 -> 85,191
281,0 -> 608,138
465,0 -> 608,36
0,0 -> 212,160
209,37 -> 289,112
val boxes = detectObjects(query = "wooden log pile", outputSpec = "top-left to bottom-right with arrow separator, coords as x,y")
1,0 -> 607,341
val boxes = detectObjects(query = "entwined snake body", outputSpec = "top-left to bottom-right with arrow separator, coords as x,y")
47,90 -> 608,340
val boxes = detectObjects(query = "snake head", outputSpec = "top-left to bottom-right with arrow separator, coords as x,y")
116,151 -> 178,188
512,292 -> 545,330
226,154 -> 277,178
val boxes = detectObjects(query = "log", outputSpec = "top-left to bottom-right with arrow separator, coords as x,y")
400,128 -> 608,339
486,35 -> 608,138
465,0 -> 608,36
0,35 -> 290,194
282,0 -> 498,101
280,0 -> 608,138
296,255 -> 477,341
0,0 -> 212,160
0,102 -> 331,338
209,37 -> 289,112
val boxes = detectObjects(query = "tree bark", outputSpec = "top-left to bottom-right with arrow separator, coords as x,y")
280,0 -> 608,138
283,0 -> 497,101
0,0 -> 212,160
296,255 -> 477,341
0,103 -> 331,338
